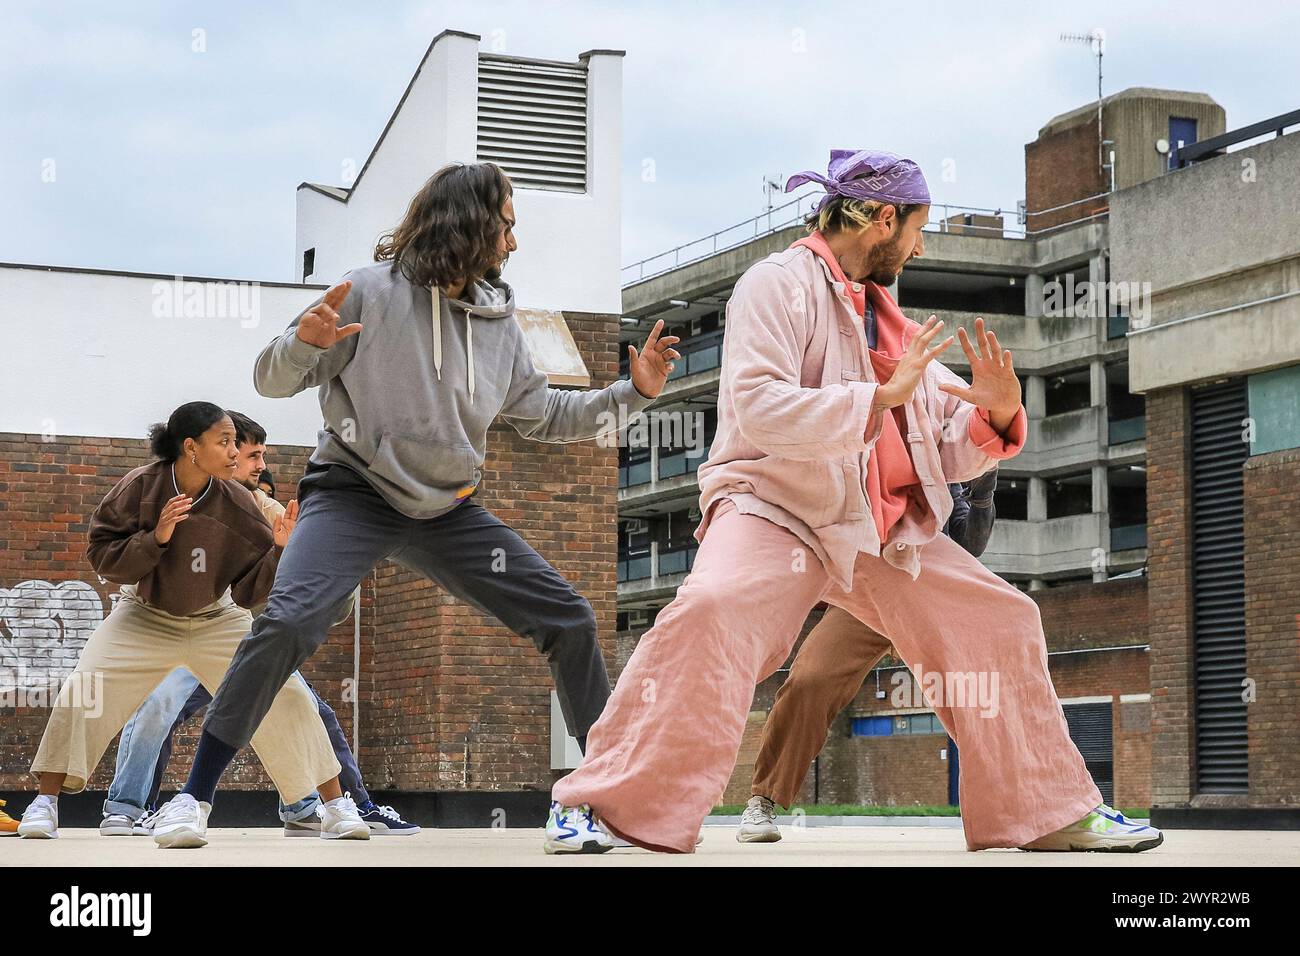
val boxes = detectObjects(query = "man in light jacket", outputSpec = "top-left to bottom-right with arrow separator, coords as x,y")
549,150 -> 1162,856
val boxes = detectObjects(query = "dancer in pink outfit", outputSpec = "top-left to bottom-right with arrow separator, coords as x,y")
545,150 -> 1162,855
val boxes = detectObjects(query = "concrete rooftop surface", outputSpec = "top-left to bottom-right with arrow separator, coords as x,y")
3,826 -> 1296,867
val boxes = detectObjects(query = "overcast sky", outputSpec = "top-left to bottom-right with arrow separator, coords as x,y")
3,0 -> 1297,283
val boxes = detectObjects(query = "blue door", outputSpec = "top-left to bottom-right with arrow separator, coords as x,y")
1169,117 -> 1198,169
947,736 -> 961,806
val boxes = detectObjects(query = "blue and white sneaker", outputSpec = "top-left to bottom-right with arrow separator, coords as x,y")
1020,804 -> 1163,852
543,801 -> 613,854
358,803 -> 421,836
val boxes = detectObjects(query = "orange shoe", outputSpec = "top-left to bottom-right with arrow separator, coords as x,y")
0,799 -> 19,834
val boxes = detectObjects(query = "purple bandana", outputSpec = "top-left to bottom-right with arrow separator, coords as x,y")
786,149 -> 931,212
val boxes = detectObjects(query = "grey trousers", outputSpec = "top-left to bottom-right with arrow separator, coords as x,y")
203,464 -> 609,749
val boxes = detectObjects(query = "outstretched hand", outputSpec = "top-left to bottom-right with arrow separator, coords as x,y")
936,317 -> 1021,428
273,499 -> 298,549
296,281 -> 361,349
874,316 -> 953,410
628,319 -> 682,399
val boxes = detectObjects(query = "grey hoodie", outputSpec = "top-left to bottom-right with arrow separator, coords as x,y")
254,262 -> 655,519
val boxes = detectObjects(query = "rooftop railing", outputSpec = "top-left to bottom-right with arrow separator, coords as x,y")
621,191 -> 1111,287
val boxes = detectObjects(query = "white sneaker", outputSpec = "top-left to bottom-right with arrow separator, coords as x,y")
1020,804 -> 1164,852
151,793 -> 211,848
737,795 -> 782,843
99,812 -> 136,837
17,795 -> 59,839
316,793 -> 370,840
543,801 -> 613,854
134,810 -> 157,836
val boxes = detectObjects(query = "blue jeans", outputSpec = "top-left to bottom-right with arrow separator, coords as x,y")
105,667 -> 369,821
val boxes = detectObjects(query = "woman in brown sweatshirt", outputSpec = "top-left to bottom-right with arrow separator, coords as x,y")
17,402 -> 366,844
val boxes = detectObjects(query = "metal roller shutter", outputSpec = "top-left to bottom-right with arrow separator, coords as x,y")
1064,702 -> 1114,804
1189,380 -> 1249,793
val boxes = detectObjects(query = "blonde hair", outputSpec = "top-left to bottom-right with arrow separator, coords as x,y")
805,195 -> 923,235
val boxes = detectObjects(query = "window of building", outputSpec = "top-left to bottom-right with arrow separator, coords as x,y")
1109,465 -> 1147,551
1045,367 -> 1092,417
617,519 -> 652,582
894,713 -> 946,735
1106,362 -> 1146,443
994,476 -> 1029,520
1042,265 -> 1092,319
658,508 -> 699,577
1046,471 -> 1093,518
302,248 -> 315,281
850,716 -> 893,737
896,270 -> 1023,316
619,444 -> 652,488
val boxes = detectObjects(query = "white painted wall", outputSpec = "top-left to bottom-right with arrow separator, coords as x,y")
295,34 -> 624,314
0,266 -> 329,445
1,33 -> 624,444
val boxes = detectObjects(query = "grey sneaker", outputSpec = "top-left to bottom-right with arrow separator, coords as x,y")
737,795 -> 781,843
99,812 -> 136,837
284,817 -> 322,838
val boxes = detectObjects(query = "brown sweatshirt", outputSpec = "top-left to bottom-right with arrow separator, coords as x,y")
87,461 -> 282,616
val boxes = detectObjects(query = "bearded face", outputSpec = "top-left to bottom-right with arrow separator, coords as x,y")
863,229 -> 910,285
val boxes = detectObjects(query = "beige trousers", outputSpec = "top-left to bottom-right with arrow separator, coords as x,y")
31,591 -> 340,803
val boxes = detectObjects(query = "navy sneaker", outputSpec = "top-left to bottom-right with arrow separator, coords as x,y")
357,802 -> 421,836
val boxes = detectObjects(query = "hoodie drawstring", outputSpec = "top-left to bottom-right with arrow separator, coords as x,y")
431,285 -> 443,381
431,284 -> 476,404
465,310 -> 475,404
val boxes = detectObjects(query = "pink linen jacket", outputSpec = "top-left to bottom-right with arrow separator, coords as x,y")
694,244 -> 1027,591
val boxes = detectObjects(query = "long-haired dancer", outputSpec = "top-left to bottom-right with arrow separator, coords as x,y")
153,162 -> 678,847
17,402 -> 368,845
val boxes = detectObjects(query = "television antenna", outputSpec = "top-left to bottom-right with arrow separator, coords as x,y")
1060,28 -> 1107,174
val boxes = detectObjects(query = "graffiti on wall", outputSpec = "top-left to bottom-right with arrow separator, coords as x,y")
0,579 -> 108,705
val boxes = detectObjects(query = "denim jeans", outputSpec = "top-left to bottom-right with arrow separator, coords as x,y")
104,667 -> 200,819
104,668 -> 369,821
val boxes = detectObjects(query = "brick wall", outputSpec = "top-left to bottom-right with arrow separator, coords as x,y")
0,308 -> 624,800
1147,389 -> 1300,810
1145,386 -> 1197,806
1024,120 -> 1108,231
1242,447 -> 1300,807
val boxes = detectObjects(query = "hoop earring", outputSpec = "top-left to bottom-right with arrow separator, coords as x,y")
191,454 -> 197,465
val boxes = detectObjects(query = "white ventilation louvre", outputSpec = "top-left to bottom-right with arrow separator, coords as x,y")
477,56 -> 588,193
